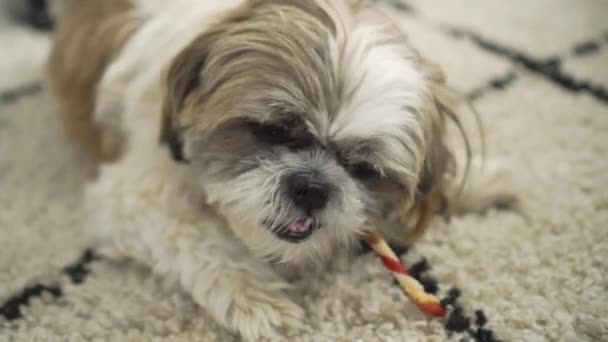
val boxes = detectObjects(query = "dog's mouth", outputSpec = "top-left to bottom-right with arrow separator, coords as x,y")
268,216 -> 320,243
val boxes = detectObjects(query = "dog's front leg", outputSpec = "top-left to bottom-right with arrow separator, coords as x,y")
177,236 -> 305,341
87,162 -> 304,341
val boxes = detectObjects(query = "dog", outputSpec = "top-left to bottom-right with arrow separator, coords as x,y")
48,0 -> 514,339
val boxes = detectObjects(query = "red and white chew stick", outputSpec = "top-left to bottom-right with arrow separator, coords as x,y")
363,231 -> 446,318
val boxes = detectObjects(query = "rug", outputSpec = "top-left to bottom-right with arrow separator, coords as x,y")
1,1 -> 607,341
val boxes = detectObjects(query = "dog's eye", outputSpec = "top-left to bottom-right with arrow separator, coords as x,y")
348,162 -> 379,180
252,123 -> 291,145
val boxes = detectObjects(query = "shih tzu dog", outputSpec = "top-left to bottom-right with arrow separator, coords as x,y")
48,0 -> 513,339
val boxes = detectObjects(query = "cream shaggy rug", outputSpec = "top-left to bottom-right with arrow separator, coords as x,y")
1,1 -> 607,341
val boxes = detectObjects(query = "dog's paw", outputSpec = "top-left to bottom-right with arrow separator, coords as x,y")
192,270 -> 304,341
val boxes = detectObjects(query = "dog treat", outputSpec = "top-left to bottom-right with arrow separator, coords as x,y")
362,231 -> 446,318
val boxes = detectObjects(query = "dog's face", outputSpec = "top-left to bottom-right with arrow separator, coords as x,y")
161,0 -> 451,263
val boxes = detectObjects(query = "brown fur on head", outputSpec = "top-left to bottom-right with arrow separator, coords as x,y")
159,0 -> 343,163
50,0 -> 478,256
154,0 -> 469,258
48,0 -> 138,162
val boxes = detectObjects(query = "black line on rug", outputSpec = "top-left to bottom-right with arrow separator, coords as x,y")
441,288 -> 500,342
406,258 -> 501,342
0,249 -> 99,321
0,82 -> 44,105
442,27 -> 608,104
62,249 -> 100,284
6,0 -> 55,31
570,31 -> 607,57
372,0 -> 416,14
572,40 -> 601,57
468,71 -> 518,101
0,285 -> 62,321
361,241 -> 502,342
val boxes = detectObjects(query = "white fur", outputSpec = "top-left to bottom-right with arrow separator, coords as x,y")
328,25 -> 428,182
88,0 -> 434,340
91,2 -> 308,340
313,3 -> 430,185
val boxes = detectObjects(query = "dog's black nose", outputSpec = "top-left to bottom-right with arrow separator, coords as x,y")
286,173 -> 330,212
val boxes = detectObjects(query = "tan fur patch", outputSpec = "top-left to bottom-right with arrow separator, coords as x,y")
160,0 -> 344,152
48,0 -> 139,163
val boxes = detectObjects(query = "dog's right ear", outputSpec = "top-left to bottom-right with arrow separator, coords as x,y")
159,3 -> 256,163
160,34 -> 214,163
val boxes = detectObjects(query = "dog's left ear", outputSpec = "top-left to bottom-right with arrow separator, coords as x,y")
413,55 -> 452,202
399,58 -> 456,243
400,99 -> 452,243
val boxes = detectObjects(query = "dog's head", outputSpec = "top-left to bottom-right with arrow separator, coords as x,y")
160,0 -> 455,263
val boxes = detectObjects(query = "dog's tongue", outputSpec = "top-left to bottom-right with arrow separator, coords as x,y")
288,217 -> 314,233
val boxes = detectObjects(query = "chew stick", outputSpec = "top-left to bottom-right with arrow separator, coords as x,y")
362,231 -> 446,318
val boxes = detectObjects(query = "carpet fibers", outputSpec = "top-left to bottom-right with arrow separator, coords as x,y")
1,1 -> 607,341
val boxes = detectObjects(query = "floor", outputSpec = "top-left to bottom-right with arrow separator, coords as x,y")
1,1 -> 607,341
